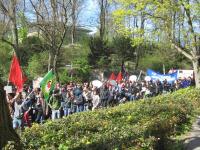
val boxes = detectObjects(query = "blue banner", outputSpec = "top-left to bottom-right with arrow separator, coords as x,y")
147,69 -> 178,83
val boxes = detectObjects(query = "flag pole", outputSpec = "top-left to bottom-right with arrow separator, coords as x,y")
137,70 -> 142,81
25,90 -> 34,100
163,64 -> 166,75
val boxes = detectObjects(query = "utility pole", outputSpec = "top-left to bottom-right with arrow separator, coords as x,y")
163,64 -> 166,75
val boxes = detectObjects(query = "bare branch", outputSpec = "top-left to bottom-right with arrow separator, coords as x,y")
1,37 -> 15,48
172,43 -> 193,60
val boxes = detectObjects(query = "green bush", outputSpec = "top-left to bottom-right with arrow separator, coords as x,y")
21,88 -> 200,150
27,51 -> 49,80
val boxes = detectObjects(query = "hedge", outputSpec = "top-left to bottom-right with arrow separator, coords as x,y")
21,88 -> 200,150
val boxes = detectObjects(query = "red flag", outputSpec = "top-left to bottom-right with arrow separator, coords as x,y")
116,72 -> 122,83
9,55 -> 26,92
109,72 -> 116,80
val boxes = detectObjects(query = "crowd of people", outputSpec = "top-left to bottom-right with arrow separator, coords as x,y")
6,76 -> 195,130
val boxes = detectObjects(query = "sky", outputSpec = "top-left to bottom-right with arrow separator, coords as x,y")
78,0 -> 99,34
24,0 -> 163,36
25,0 -> 99,34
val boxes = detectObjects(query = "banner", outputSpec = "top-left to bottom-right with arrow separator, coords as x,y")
33,77 -> 43,89
116,72 -> 122,83
40,70 -> 55,102
147,69 -> 177,83
109,72 -> 116,80
9,55 -> 27,92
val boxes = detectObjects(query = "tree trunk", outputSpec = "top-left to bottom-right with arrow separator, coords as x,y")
99,0 -> 106,40
193,59 -> 200,88
135,47 -> 140,70
53,53 -> 59,82
48,52 -> 51,71
10,1 -> 19,56
71,0 -> 77,44
0,81 -> 21,149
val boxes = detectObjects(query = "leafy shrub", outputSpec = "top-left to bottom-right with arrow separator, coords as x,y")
21,88 -> 200,150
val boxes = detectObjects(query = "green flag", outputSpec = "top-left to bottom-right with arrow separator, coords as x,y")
40,70 -> 55,102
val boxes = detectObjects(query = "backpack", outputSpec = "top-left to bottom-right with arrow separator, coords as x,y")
74,95 -> 83,105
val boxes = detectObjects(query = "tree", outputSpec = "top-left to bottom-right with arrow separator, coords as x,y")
96,0 -> 113,40
0,2 -> 23,149
99,0 -> 107,40
112,0 -> 200,87
112,1 -> 146,70
0,0 -> 23,57
0,42 -> 13,81
112,36 -> 136,67
70,0 -> 84,44
27,51 -> 49,79
0,77 -> 21,149
29,0 -> 71,81
139,42 -> 191,72
88,36 -> 110,69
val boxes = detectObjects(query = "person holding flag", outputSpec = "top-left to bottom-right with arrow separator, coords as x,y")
8,54 -> 27,129
40,69 -> 61,120
121,61 -> 128,80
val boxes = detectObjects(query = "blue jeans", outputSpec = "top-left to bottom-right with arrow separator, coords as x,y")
76,105 -> 84,112
84,104 -> 89,111
61,102 -> 65,108
129,95 -> 135,101
52,110 -> 60,120
13,117 -> 22,129
63,108 -> 72,116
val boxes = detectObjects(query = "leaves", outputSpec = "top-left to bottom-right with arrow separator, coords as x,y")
21,88 -> 200,149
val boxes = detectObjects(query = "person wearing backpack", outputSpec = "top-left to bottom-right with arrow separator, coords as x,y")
100,85 -> 109,107
73,84 -> 84,113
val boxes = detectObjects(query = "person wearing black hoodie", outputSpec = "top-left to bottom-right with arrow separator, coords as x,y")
73,84 -> 84,112
100,85 -> 109,107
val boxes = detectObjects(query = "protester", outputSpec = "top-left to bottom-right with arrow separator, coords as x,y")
100,85 -> 109,107
6,71 -> 195,129
91,89 -> 100,110
12,93 -> 24,129
73,83 -> 84,112
49,89 -> 62,120
82,87 -> 92,111
35,89 -> 44,123
6,93 -> 15,117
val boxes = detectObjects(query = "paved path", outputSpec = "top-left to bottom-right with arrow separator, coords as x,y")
184,116 -> 200,150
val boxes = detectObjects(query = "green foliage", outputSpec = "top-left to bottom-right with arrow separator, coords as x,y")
0,43 -> 13,81
58,44 -> 91,83
139,42 -> 191,72
59,58 -> 91,84
18,11 -> 28,44
88,36 -> 111,68
0,34 -> 49,82
72,58 -> 91,81
61,44 -> 89,65
58,69 -> 71,84
27,51 -> 49,80
139,54 -> 164,72
112,36 -> 136,61
19,36 -> 46,66
21,88 -> 200,149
